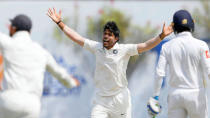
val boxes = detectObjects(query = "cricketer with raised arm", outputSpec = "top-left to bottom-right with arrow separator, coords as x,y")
47,8 -> 173,118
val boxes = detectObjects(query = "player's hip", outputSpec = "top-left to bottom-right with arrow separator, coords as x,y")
167,88 -> 208,118
93,87 -> 131,111
168,87 -> 207,109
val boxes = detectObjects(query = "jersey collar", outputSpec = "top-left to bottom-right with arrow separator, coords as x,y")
13,31 -> 31,40
176,31 -> 192,37
103,43 -> 119,51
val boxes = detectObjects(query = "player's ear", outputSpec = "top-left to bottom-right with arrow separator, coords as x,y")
171,22 -> 174,28
9,26 -> 17,36
115,37 -> 119,42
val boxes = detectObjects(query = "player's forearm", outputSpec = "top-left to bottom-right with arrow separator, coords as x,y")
57,22 -> 85,46
153,75 -> 163,97
137,35 -> 162,53
47,65 -> 77,88
58,75 -> 78,88
145,36 -> 162,50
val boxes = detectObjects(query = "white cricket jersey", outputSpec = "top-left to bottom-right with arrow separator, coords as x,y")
0,31 -> 76,98
84,39 -> 138,96
156,32 -> 210,89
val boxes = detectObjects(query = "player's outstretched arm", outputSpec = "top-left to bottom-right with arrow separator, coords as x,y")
46,52 -> 80,88
137,23 -> 173,53
47,8 -> 85,47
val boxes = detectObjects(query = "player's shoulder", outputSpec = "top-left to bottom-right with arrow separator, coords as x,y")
32,41 -> 44,49
191,37 -> 208,49
195,38 -> 207,45
31,41 -> 50,55
85,38 -> 102,48
161,39 -> 173,50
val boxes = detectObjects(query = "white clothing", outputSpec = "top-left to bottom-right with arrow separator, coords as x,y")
168,88 -> 208,118
156,32 -> 210,89
84,39 -> 138,96
84,39 -> 138,118
0,31 -> 77,118
0,90 -> 40,118
91,87 -> 131,118
154,32 -> 210,118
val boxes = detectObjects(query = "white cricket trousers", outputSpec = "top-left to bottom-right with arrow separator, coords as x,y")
168,88 -> 208,118
0,90 -> 41,118
91,88 -> 131,118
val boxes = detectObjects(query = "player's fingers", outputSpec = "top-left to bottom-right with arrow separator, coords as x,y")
59,10 -> 62,16
49,8 -> 53,15
48,9 -> 52,16
162,22 -> 166,29
47,8 -> 51,15
46,13 -> 51,18
162,22 -> 166,33
53,7 -> 56,14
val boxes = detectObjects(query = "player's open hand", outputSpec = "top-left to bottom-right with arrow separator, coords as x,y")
70,75 -> 80,87
160,22 -> 174,39
73,78 -> 80,87
47,8 -> 62,24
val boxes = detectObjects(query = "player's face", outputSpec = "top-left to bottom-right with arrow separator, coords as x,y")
103,29 -> 118,50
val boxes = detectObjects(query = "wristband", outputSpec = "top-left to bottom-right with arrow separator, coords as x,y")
159,33 -> 165,40
56,20 -> 62,25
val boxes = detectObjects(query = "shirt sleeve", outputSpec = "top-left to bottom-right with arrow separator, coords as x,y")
45,51 -> 77,88
200,42 -> 210,77
153,45 -> 168,96
156,46 -> 167,77
124,44 -> 138,56
0,32 -> 11,50
83,39 -> 100,53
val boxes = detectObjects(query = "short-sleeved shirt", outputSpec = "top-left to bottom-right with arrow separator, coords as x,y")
156,32 -> 210,89
84,39 -> 138,96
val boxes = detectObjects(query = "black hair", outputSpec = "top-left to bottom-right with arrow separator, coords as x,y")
173,24 -> 193,34
103,21 -> 120,39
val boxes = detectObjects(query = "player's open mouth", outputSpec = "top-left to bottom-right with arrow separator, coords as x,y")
103,41 -> 109,45
103,39 -> 109,45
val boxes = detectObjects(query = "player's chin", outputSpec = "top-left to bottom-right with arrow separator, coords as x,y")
103,42 -> 109,47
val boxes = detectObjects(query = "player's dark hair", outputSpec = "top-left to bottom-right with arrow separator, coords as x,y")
103,21 -> 120,40
173,25 -> 192,34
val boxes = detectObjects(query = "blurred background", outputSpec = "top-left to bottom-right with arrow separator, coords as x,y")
0,0 -> 210,118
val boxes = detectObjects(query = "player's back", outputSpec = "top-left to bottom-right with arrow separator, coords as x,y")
164,32 -> 207,89
1,31 -> 48,97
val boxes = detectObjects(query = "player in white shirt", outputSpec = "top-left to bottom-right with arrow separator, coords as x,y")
148,10 -> 210,118
0,14 -> 80,118
47,8 -> 173,118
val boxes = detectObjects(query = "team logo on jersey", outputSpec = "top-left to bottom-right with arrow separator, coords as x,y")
113,49 -> 118,54
205,50 -> 210,58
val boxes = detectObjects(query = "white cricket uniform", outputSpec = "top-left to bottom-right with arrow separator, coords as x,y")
84,39 -> 138,118
156,32 -> 210,118
0,31 -> 77,118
